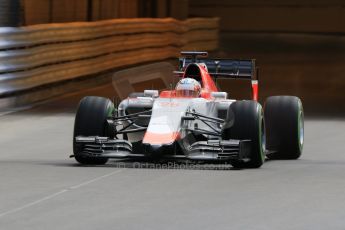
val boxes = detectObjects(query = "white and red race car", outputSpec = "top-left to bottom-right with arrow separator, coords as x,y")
72,51 -> 304,168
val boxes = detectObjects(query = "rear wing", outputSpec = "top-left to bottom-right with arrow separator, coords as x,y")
178,51 -> 258,80
178,51 -> 259,100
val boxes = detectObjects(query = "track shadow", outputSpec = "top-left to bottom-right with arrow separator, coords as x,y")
71,159 -> 240,171
108,159 -> 239,171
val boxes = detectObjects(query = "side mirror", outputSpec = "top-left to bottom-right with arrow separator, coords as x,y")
144,90 -> 159,98
211,92 -> 228,100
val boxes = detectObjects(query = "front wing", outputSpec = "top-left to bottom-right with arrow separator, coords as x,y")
73,136 -> 251,162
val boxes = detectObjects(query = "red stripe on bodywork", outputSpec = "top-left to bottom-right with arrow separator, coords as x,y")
143,132 -> 180,145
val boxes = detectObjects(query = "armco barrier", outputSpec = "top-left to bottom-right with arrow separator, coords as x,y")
0,17 -> 219,100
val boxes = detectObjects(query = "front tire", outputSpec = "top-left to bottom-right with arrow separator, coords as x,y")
222,100 -> 265,168
73,96 -> 114,165
264,96 -> 304,159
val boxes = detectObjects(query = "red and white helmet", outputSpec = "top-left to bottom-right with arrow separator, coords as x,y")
175,78 -> 201,97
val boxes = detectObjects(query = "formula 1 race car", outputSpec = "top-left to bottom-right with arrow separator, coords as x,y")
72,51 -> 304,168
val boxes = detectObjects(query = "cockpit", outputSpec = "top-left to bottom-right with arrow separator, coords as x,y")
184,63 -> 204,86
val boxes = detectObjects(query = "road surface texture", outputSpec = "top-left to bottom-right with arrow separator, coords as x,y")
0,83 -> 345,230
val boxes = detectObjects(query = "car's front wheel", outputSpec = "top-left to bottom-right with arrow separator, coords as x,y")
73,96 -> 114,165
222,100 -> 265,168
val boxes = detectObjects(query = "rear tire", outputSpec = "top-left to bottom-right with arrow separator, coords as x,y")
264,96 -> 304,159
222,100 -> 265,168
73,96 -> 114,165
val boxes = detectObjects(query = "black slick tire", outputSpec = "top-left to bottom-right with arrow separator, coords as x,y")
264,96 -> 304,159
222,100 -> 265,168
73,96 -> 114,165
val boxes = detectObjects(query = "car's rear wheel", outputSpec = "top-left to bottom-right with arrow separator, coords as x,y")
222,100 -> 265,168
73,96 -> 114,165
264,96 -> 304,159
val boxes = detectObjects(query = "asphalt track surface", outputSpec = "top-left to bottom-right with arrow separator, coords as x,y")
0,84 -> 345,230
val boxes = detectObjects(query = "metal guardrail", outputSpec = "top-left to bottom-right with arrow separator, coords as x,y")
0,17 -> 219,97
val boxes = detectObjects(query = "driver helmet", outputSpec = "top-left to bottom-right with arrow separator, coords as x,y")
175,78 -> 201,97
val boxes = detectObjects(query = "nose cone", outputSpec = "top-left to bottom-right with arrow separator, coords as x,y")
143,131 -> 180,158
143,132 -> 180,146
144,143 -> 175,158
